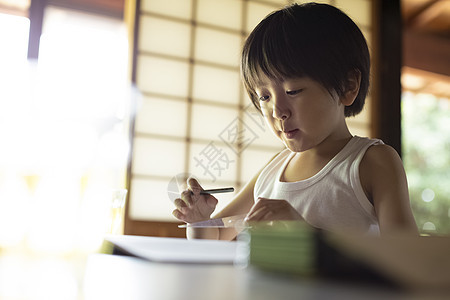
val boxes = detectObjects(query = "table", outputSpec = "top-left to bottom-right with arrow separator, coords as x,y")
82,253 -> 447,300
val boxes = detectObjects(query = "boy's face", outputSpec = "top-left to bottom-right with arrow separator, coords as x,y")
254,74 -> 350,153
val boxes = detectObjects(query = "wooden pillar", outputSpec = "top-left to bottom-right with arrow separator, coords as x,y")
371,0 -> 402,156
27,0 -> 46,60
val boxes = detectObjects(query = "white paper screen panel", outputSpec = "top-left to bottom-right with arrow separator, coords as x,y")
194,27 -> 241,67
196,0 -> 242,30
132,137 -> 185,177
139,16 -> 191,58
190,103 -> 239,141
136,56 -> 189,97
141,0 -> 193,20
129,178 -> 178,221
192,65 -> 240,104
134,96 -> 188,137
189,141 -> 237,183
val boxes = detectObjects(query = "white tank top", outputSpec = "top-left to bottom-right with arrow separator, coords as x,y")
254,136 -> 383,235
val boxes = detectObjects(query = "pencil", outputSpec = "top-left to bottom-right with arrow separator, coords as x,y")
199,187 -> 234,195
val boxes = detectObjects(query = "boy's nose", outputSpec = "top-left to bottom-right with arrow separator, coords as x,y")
273,109 -> 288,120
272,96 -> 290,120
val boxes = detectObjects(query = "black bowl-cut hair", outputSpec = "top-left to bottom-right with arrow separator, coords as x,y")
241,2 -> 370,117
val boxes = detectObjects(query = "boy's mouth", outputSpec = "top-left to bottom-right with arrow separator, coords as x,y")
283,129 -> 299,139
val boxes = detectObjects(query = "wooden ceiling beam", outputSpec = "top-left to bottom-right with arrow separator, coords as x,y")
403,29 -> 450,77
408,0 -> 449,30
0,3 -> 28,16
46,0 -> 124,19
404,0 -> 439,28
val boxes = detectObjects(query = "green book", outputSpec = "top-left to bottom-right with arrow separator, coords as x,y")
238,221 -> 443,289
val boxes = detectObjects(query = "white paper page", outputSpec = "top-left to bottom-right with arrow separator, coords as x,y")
105,235 -> 241,264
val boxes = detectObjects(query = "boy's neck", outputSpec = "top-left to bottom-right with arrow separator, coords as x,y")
282,133 -> 353,183
303,129 -> 353,159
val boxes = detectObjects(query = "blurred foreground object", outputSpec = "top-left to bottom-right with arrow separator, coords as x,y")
239,221 -> 450,291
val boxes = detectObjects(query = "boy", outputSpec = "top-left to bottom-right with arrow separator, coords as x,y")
173,2 -> 418,239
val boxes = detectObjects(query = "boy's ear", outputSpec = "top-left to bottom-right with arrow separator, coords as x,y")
341,69 -> 361,106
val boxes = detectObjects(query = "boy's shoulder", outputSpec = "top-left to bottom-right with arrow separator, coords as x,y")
364,143 -> 401,164
358,142 -> 406,202
360,142 -> 404,181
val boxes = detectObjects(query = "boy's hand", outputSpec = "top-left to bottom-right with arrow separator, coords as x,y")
245,197 -> 303,222
172,178 -> 218,223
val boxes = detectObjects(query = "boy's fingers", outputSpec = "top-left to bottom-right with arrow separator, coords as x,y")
247,207 -> 265,221
174,198 -> 187,210
206,196 -> 218,208
247,206 -> 273,222
187,177 -> 201,188
246,198 -> 273,221
245,204 -> 256,220
187,177 -> 203,195
246,198 -> 265,215
180,190 -> 194,206
172,209 -> 185,222
245,205 -> 259,221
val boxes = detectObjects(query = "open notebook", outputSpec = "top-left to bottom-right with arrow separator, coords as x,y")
104,235 -> 242,264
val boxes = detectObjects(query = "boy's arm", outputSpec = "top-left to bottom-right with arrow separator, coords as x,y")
360,144 -> 418,235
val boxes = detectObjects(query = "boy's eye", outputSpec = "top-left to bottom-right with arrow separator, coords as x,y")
258,95 -> 269,102
286,89 -> 303,96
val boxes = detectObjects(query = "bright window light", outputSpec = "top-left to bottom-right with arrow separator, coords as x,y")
0,13 -> 29,63
0,6 -> 130,255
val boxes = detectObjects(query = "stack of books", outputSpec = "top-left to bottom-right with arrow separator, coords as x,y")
238,221 -> 450,291
238,222 -> 317,277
